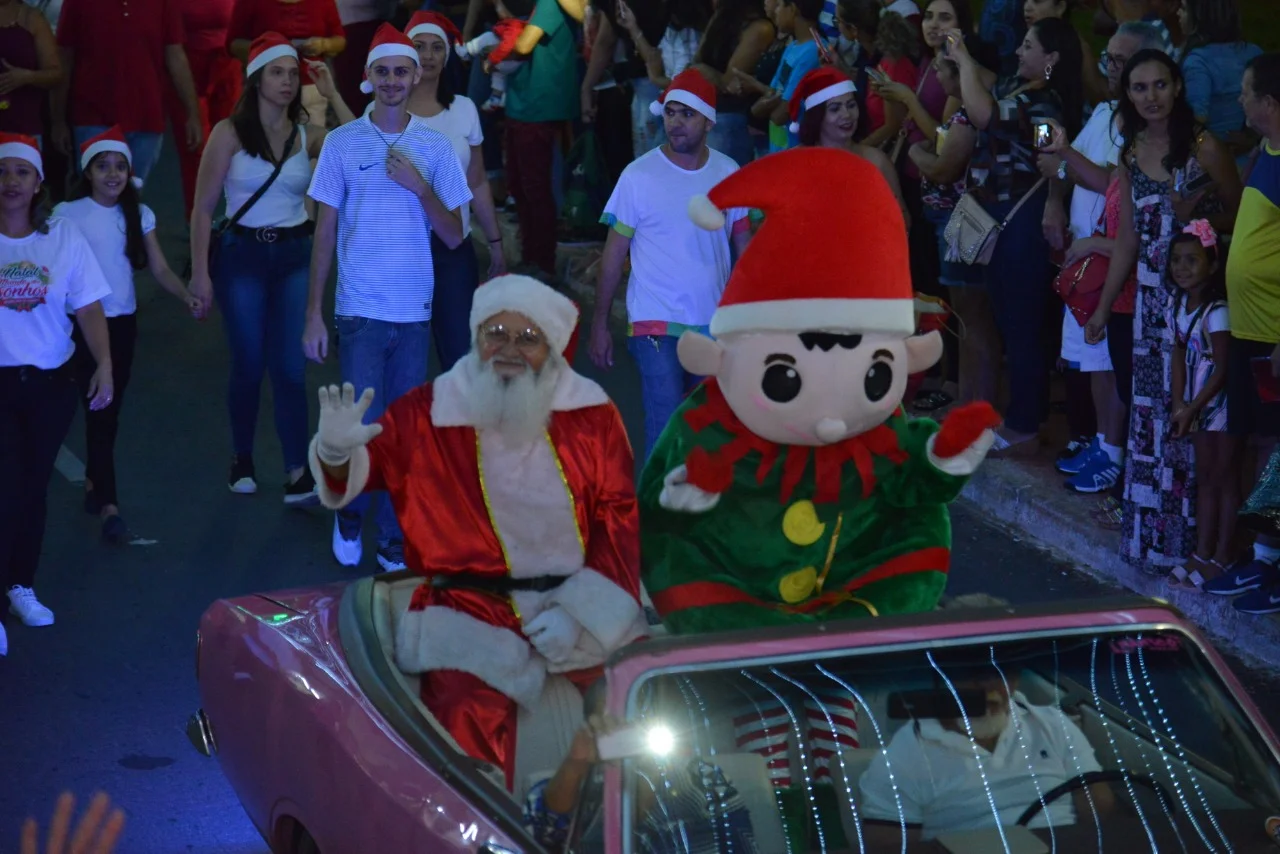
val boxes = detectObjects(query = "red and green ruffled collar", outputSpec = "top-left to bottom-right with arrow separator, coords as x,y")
682,380 -> 908,505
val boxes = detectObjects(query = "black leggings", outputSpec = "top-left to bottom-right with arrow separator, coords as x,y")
0,365 -> 79,593
71,313 -> 137,508
1107,311 -> 1135,409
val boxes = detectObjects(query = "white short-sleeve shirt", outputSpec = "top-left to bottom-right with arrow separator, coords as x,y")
308,114 -> 474,323
53,197 -> 156,317
859,697 -> 1103,839
602,147 -> 745,330
0,217 -> 112,369
1069,101 -> 1121,240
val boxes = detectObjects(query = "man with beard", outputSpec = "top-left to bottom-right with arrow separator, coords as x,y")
588,68 -> 752,459
304,22 -> 473,573
308,274 -> 647,788
858,668 -> 1114,843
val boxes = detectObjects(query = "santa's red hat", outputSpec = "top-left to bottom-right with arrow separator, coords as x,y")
788,67 -> 857,134
0,132 -> 42,179
649,68 -> 716,123
361,22 -> 420,94
246,31 -> 298,78
470,274 -> 579,357
688,146 -> 912,336
406,11 -> 460,55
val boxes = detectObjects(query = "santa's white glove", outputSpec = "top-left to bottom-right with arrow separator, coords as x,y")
524,606 -> 583,665
315,383 -> 383,466
658,464 -> 721,513
458,31 -> 500,59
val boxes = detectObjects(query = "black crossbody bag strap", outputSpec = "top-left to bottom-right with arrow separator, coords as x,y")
225,122 -> 300,230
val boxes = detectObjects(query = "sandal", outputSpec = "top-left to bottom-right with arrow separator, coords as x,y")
1090,496 -> 1122,531
988,429 -> 1041,459
1168,554 -> 1215,590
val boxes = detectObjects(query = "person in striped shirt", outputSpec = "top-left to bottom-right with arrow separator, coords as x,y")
303,23 -> 472,573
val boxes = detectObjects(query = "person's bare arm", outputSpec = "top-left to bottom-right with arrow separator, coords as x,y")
722,19 -> 774,88
1196,132 -> 1244,231
189,120 -> 236,281
144,231 -> 198,310
462,0 -> 487,43
1084,165 -> 1136,344
164,45 -> 204,150
768,98 -> 791,127
419,189 -> 464,249
302,203 -> 339,362
588,228 -> 632,369
951,32 -> 996,131
910,122 -> 975,184
580,14 -> 616,121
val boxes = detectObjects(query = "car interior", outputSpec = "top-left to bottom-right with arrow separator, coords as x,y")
343,576 -> 1280,853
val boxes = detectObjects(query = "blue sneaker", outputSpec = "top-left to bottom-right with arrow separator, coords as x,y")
1065,449 -> 1120,493
1056,437 -> 1100,475
1201,557 -> 1279,596
1233,582 -> 1280,615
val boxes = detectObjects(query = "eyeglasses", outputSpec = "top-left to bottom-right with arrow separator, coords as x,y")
480,323 -> 545,352
1101,52 -> 1129,70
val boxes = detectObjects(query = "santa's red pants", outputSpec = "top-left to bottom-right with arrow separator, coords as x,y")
423,667 -> 600,790
165,48 -> 242,221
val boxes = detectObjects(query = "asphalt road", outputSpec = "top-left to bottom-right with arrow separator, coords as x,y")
3,140 -> 1279,853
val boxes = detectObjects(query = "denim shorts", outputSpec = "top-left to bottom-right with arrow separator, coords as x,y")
925,205 -> 984,288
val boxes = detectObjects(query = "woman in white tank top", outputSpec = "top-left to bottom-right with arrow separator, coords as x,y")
189,32 -> 354,501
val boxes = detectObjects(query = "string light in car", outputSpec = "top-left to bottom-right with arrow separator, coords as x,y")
1090,638 -> 1160,853
730,678 -> 799,854
1051,640 -> 1104,852
988,646 -> 1058,853
675,675 -> 735,854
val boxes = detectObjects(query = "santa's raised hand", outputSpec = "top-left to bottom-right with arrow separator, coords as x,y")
315,383 -> 384,466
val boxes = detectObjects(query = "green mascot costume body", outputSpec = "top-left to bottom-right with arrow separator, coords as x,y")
639,145 -> 1002,636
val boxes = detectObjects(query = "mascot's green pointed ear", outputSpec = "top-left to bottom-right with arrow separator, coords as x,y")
677,330 -> 724,376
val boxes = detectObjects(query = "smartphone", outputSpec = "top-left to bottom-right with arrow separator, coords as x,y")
1180,170 -> 1215,197
935,125 -> 949,151
810,27 -> 835,65
866,67 -> 889,86
596,725 -> 650,761
1034,122 -> 1053,150
1252,357 -> 1280,403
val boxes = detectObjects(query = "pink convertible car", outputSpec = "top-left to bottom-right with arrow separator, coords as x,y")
189,574 -> 1280,853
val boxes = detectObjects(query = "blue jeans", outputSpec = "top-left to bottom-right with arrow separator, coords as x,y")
628,335 -> 701,460
213,232 -> 312,471
430,231 -> 479,372
981,185 -> 1052,435
337,316 -> 430,546
707,111 -> 753,167
72,126 -> 164,182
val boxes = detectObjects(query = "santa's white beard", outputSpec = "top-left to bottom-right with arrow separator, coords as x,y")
465,352 -> 562,446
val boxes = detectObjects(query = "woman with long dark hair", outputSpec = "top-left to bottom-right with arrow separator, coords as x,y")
397,11 -> 506,371
949,15 -> 1083,453
1022,0 -> 1110,106
189,32 -> 352,501
1084,48 -> 1242,571
0,133 -> 112,640
55,128 -> 202,543
695,0 -> 775,166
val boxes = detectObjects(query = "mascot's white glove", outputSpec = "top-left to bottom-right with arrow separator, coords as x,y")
524,606 -> 583,665
927,402 -> 1002,476
658,464 -> 722,513
315,383 -> 383,466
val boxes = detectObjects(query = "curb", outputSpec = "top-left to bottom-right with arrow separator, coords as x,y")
529,221 -> 1280,671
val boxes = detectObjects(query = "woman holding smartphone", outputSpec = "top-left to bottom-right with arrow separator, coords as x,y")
1083,49 -> 1241,572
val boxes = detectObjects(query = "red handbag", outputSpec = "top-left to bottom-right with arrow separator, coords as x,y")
1053,253 -> 1109,326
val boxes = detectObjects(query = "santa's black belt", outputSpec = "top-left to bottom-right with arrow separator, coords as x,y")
427,573 -> 567,594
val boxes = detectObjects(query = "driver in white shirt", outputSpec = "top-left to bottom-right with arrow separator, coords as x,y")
858,671 -> 1116,843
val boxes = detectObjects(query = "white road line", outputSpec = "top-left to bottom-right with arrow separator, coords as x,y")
56,445 -> 85,483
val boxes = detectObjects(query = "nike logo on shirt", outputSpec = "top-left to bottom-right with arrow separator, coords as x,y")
359,164 -> 375,171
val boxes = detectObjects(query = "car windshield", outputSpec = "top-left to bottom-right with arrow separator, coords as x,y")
598,625 -> 1280,853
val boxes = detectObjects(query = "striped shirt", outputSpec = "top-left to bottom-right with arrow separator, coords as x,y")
308,114 -> 473,322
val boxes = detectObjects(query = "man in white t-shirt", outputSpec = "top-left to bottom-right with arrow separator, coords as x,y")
588,69 -> 751,458
304,23 -> 473,573
858,670 -> 1115,843
1040,22 -> 1164,495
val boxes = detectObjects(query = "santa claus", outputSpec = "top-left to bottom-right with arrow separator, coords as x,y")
308,275 -> 647,786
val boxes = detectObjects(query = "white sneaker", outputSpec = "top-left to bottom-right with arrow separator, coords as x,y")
8,586 -> 54,627
0,621 -> 7,656
332,513 -> 362,568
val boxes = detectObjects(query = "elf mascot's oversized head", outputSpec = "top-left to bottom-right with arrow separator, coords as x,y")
637,146 -> 1001,636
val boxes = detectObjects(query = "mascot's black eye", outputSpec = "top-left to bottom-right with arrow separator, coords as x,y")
865,362 -> 893,402
762,363 -> 802,403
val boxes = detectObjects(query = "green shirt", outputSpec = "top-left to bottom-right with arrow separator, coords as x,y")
504,0 -> 581,124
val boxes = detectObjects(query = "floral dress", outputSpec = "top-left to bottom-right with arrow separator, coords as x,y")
1121,153 -> 1220,569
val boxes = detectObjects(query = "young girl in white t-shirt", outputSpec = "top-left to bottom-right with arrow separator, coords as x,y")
0,133 -> 113,643
54,127 -> 201,544
1166,220 -> 1242,589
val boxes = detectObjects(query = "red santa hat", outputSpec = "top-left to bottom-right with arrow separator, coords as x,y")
0,132 -> 42,179
649,68 -> 717,123
245,31 -> 298,78
469,274 -> 579,357
79,126 -> 144,188
405,11 -> 460,54
688,146 -> 912,337
361,22 -> 421,94
788,67 -> 857,134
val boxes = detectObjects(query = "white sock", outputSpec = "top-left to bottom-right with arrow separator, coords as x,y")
1254,543 -> 1280,564
1100,441 -> 1124,465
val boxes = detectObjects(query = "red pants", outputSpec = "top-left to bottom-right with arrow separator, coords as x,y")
504,119 -> 561,277
423,666 -> 599,790
165,47 -> 242,220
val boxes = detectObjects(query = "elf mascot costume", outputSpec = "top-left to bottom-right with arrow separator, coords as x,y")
639,146 -> 1002,635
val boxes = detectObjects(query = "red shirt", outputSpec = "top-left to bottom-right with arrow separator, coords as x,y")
57,0 -> 185,133
864,54 -> 919,138
226,0 -> 344,84
182,0 -> 236,53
